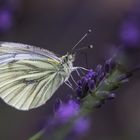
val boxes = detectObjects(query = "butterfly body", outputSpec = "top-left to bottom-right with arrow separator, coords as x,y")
0,42 -> 75,110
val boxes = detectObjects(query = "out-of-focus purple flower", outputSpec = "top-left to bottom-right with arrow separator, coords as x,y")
55,100 -> 80,123
0,9 -> 13,32
120,21 -> 140,45
119,0 -> 140,47
0,0 -> 22,33
73,117 -> 90,134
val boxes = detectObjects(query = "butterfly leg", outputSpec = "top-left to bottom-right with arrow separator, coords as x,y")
72,66 -> 89,76
65,81 -> 74,90
74,66 -> 90,71
70,75 -> 79,86
74,68 -> 82,78
65,80 -> 73,90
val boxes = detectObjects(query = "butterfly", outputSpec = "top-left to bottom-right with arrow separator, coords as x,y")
0,30 -> 92,110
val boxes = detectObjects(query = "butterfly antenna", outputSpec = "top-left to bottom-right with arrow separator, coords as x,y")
75,44 -> 93,52
71,29 -> 92,52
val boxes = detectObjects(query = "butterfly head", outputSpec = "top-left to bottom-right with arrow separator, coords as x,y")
61,53 -> 75,64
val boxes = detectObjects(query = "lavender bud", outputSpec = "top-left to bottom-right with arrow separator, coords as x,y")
76,87 -> 83,98
99,71 -> 105,81
88,80 -> 95,91
118,72 -> 132,81
96,64 -> 102,75
81,77 -> 88,85
107,93 -> 116,100
87,69 -> 95,78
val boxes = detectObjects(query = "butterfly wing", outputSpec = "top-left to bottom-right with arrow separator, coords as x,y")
0,42 -> 65,110
0,42 -> 60,61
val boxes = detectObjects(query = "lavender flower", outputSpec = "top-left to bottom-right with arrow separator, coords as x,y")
29,57 -> 135,140
75,57 -> 132,110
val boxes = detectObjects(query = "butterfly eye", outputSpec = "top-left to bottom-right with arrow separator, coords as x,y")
69,55 -> 72,60
61,56 -> 67,64
68,54 -> 75,62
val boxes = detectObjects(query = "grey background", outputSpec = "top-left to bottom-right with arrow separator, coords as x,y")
0,0 -> 140,140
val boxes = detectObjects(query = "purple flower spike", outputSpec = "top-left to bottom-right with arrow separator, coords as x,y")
73,117 -> 90,135
56,100 -> 80,123
76,69 -> 97,99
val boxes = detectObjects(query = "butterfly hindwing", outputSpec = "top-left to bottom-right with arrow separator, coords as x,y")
0,42 -> 66,110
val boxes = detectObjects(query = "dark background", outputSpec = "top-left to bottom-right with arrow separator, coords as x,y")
0,0 -> 140,140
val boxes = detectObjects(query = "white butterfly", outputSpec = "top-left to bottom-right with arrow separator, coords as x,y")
0,30 -> 92,110
0,41 -> 76,110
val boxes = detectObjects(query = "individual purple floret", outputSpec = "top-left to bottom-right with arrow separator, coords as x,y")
85,69 -> 96,79
95,64 -> 106,83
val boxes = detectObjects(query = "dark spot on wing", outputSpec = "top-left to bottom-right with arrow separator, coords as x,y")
24,79 -> 37,85
26,45 -> 30,49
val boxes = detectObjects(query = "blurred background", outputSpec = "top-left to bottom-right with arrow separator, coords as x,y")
0,0 -> 140,140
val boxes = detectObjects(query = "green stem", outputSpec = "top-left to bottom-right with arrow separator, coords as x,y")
28,129 -> 45,140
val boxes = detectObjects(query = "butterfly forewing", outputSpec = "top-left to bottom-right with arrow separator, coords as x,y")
0,42 -> 68,110
0,42 -> 59,59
